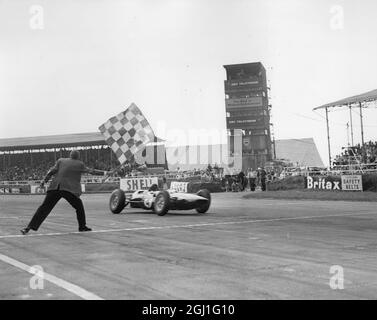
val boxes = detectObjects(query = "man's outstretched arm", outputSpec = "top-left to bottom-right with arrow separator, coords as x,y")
40,161 -> 60,187
83,166 -> 115,176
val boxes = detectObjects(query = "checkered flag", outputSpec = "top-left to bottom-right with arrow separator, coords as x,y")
98,103 -> 155,164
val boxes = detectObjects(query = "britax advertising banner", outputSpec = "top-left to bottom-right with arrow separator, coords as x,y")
306,176 -> 341,190
120,177 -> 158,191
306,175 -> 363,191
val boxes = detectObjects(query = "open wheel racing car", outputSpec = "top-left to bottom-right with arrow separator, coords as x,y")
109,184 -> 211,216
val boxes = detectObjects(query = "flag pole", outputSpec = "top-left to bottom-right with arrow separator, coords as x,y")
101,163 -> 123,184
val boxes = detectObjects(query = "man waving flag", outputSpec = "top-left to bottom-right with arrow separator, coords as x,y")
98,103 -> 155,165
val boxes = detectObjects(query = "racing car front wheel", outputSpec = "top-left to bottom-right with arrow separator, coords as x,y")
153,191 -> 170,216
109,189 -> 126,214
196,189 -> 211,214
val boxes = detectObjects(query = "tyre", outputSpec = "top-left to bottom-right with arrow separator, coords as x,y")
153,191 -> 170,216
196,189 -> 211,214
109,189 -> 126,214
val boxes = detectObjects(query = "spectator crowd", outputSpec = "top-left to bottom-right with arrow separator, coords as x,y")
0,147 -> 116,181
223,167 -> 277,192
333,141 -> 377,167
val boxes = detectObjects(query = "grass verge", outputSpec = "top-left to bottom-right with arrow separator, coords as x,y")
242,189 -> 377,202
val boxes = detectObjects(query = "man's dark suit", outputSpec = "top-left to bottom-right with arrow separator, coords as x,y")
27,158 -> 105,231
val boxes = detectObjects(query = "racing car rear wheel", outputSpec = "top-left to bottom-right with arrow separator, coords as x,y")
195,189 -> 211,214
153,191 -> 170,216
109,189 -> 126,214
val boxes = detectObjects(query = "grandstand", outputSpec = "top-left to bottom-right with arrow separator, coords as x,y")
0,132 -> 166,181
3,131 -> 377,191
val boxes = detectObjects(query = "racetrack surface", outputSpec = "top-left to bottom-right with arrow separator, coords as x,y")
0,192 -> 377,300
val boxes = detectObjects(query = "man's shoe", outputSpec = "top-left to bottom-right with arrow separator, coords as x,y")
79,226 -> 92,232
20,227 -> 30,235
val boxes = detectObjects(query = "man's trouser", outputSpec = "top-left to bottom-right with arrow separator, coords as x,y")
28,189 -> 86,230
261,179 -> 266,191
249,178 -> 256,191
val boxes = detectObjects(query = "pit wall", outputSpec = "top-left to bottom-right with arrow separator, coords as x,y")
0,177 -> 224,194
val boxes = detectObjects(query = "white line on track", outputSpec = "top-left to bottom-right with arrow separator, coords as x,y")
42,220 -> 75,227
0,211 -> 375,239
0,253 -> 103,300
0,217 -> 20,219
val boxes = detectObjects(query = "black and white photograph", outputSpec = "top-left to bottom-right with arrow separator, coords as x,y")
1,0 -> 377,306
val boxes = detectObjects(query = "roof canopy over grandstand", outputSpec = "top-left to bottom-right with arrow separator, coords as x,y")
0,132 -> 164,152
314,88 -> 377,110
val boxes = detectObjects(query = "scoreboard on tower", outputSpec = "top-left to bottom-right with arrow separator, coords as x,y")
223,62 -> 273,170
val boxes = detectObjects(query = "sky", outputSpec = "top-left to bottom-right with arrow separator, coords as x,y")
0,0 -> 377,166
